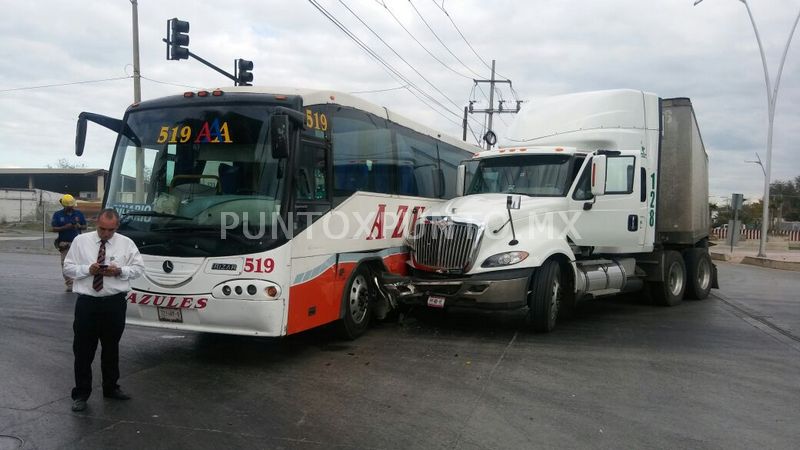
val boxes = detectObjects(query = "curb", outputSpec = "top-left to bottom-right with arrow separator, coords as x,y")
740,256 -> 800,272
710,252 -> 731,262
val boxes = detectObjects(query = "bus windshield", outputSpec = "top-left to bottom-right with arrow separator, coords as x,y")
466,154 -> 574,197
106,104 -> 288,257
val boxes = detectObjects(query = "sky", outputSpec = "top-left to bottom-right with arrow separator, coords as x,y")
1,0 -> 798,203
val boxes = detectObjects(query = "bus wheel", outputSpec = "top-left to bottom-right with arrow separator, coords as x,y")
648,250 -> 686,306
528,260 -> 561,333
338,267 -> 374,340
683,249 -> 712,300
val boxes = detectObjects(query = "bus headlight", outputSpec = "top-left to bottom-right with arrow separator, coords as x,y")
481,251 -> 529,268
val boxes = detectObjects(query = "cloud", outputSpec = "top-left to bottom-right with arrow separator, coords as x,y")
0,0 -> 798,201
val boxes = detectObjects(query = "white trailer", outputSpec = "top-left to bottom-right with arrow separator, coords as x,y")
385,89 -> 718,332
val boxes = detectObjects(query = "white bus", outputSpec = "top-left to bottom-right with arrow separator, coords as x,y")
75,87 -> 479,338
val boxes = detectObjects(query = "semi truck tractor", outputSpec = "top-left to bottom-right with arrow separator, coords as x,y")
384,89 -> 718,332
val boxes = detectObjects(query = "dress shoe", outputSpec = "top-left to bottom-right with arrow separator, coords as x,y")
103,388 -> 131,400
71,399 -> 87,412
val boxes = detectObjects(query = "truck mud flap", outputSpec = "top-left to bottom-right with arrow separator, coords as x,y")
711,262 -> 720,289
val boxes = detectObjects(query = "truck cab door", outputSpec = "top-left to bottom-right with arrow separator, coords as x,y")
567,151 -> 647,252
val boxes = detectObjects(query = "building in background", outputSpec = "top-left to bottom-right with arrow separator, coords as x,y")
0,169 -> 108,201
0,169 -> 108,224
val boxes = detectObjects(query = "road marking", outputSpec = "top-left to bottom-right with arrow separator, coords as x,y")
712,292 -> 800,354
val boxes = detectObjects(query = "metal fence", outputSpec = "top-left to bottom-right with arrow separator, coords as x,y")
711,227 -> 800,241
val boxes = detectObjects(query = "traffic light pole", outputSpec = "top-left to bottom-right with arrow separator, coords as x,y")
161,38 -> 238,84
131,0 -> 144,203
186,49 -> 238,84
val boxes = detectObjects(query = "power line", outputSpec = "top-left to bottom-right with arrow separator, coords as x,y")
350,84 -> 408,94
308,0 -> 464,128
376,0 -> 473,80
429,0 -> 509,81
140,75 -> 204,90
0,76 -> 131,93
337,0 -> 472,118
408,0 -> 486,79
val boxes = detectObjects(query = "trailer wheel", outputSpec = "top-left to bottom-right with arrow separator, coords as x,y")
337,267 -> 373,340
528,260 -> 562,333
648,251 -> 686,306
684,249 -> 712,300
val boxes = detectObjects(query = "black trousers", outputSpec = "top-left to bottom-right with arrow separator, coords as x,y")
71,293 -> 127,400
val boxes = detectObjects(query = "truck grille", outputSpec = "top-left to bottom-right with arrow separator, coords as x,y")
411,219 -> 480,272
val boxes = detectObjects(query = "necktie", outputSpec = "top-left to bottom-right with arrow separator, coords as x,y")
92,240 -> 107,292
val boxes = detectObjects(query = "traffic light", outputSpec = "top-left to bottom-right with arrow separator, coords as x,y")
167,18 -> 190,60
236,59 -> 253,86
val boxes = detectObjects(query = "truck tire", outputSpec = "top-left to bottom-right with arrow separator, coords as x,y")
683,249 -> 712,300
648,250 -> 686,306
337,267 -> 373,340
528,260 -> 562,333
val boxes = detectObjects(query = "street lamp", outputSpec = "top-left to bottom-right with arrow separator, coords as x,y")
745,153 -> 765,177
694,0 -> 800,257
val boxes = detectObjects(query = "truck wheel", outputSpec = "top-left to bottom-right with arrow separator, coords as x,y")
684,249 -> 712,300
648,251 -> 686,306
337,267 -> 373,340
528,260 -> 562,333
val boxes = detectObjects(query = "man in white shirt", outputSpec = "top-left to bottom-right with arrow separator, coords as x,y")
63,208 -> 145,412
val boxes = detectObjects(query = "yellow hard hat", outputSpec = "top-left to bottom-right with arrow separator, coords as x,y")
60,194 -> 77,207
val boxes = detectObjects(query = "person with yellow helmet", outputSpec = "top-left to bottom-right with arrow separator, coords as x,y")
51,194 -> 87,292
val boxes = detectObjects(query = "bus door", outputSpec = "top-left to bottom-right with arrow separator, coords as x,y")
292,137 -> 332,234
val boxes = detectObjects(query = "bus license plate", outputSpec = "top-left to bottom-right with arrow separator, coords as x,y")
157,307 -> 183,323
427,296 -> 446,308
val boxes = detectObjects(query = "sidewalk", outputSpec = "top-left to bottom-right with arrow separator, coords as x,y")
710,244 -> 800,272
0,229 -> 59,255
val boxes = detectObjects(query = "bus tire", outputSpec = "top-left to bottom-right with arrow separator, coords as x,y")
648,250 -> 686,306
528,260 -> 562,333
337,266 -> 374,340
683,249 -> 712,300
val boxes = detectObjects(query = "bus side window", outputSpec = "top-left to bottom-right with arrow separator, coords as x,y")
331,108 -> 392,205
394,126 -> 435,198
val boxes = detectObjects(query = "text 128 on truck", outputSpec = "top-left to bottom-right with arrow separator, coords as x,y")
74,87 -> 481,338
385,89 -> 718,332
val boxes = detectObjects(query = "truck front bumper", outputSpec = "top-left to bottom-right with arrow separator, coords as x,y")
382,268 -> 533,310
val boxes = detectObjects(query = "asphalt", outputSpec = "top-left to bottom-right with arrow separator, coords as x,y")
0,253 -> 798,449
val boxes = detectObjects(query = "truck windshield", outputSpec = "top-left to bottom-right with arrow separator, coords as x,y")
466,154 -> 573,197
106,104 -> 288,257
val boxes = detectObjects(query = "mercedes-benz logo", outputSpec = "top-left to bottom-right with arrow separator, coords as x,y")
162,260 -> 174,273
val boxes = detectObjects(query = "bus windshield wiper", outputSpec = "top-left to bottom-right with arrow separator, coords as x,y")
122,211 -> 192,220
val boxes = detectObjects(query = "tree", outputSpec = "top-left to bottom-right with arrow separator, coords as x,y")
47,158 -> 86,169
770,177 -> 800,222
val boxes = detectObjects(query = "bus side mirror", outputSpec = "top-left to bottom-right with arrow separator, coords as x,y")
271,115 -> 290,159
456,164 -> 466,196
75,115 -> 87,156
591,155 -> 607,196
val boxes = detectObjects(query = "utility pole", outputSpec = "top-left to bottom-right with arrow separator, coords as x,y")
131,0 -> 144,203
465,60 -> 522,149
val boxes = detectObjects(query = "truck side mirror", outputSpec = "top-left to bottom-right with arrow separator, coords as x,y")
456,164 -> 466,196
591,155 -> 607,196
270,115 -> 290,159
75,116 -> 87,156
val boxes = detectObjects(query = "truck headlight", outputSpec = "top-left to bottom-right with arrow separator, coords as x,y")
481,251 -> 529,268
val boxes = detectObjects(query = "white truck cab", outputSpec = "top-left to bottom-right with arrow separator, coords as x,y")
384,89 -> 717,332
